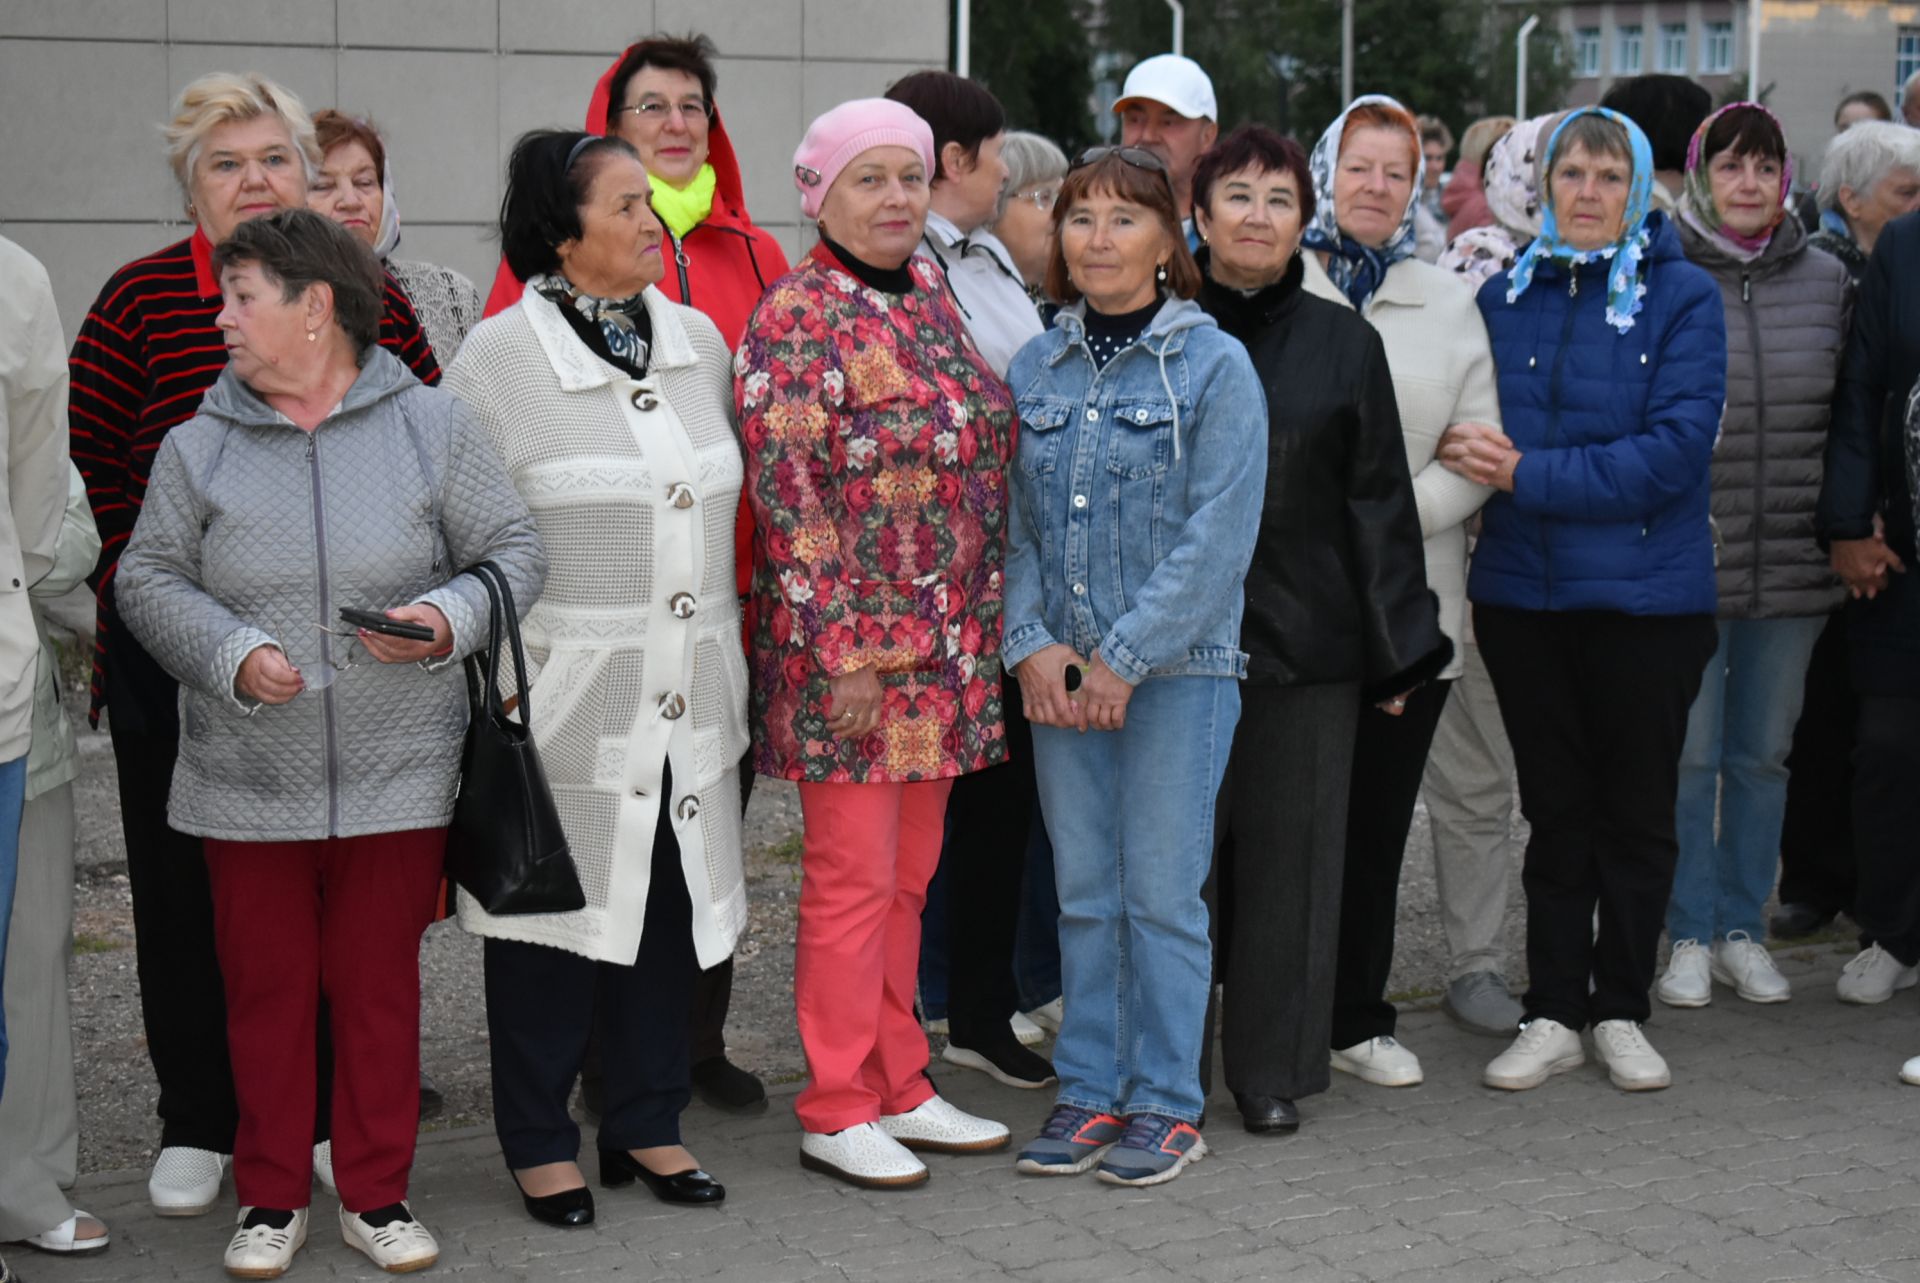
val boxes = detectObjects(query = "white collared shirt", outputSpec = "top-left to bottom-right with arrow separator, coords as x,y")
917,210 -> 1045,379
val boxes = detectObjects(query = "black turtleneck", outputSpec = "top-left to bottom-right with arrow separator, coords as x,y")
821,232 -> 916,294
1195,247 -> 1305,341
1082,295 -> 1163,368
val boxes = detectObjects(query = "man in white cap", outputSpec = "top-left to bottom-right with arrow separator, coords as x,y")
1114,53 -> 1219,244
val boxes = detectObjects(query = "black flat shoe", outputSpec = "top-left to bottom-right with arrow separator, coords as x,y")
690,1055 -> 768,1114
1233,1093 -> 1300,1135
598,1150 -> 726,1204
1769,902 -> 1838,939
509,1171 -> 594,1227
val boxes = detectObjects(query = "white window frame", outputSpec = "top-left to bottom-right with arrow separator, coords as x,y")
1900,27 -> 1920,110
1701,20 -> 1734,75
1657,23 -> 1688,74
1574,26 -> 1602,79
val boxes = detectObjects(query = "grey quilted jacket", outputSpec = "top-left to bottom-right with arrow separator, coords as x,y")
1679,216 -> 1852,620
117,348 -> 546,841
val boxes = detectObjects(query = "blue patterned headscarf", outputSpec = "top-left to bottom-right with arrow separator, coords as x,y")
1301,94 -> 1425,312
1505,106 -> 1657,334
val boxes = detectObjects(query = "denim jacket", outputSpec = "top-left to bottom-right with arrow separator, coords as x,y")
1003,297 -> 1268,684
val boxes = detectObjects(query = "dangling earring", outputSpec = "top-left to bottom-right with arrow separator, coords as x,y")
306,329 -> 317,343
1155,262 -> 1168,284
186,202 -> 197,220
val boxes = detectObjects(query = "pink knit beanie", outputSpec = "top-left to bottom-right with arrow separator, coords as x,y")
792,98 -> 936,220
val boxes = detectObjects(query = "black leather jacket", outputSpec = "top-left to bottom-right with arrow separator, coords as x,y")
1197,251 -> 1451,700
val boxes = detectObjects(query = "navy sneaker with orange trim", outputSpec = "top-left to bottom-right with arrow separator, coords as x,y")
1094,1112 -> 1207,1187
1014,1105 -> 1126,1175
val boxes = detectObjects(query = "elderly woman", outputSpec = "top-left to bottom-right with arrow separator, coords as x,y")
1298,95 -> 1505,1070
738,98 -> 1015,1190
1441,108 -> 1725,1094
1190,125 -> 1447,1135
115,208 -> 543,1278
1810,121 -> 1920,283
65,71 -> 439,1219
1005,147 -> 1264,1187
991,131 -> 1070,312
309,110 -> 483,361
1655,105 -> 1851,1011
444,129 -> 747,1227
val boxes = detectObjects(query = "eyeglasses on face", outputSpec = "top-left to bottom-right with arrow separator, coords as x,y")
615,97 -> 711,123
1019,185 -> 1060,212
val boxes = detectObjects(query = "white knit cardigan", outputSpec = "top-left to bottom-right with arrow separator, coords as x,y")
443,285 -> 749,968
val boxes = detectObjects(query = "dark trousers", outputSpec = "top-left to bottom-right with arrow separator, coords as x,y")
943,683 -> 1036,1048
485,782 -> 698,1167
1851,694 -> 1920,965
1329,678 -> 1451,1048
1778,611 -> 1856,915
1475,605 -> 1716,1030
1205,682 -> 1358,1101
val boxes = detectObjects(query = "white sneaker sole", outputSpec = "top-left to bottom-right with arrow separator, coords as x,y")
1094,1136 -> 1207,1187
1655,980 -> 1712,1009
798,1148 -> 929,1189
1710,964 -> 1791,1004
940,1044 -> 1057,1090
154,1194 -> 223,1218
1329,1054 -> 1422,1087
1838,970 -> 1917,1005
1483,1051 -> 1586,1091
1014,1144 -> 1112,1176
1603,1065 -> 1671,1091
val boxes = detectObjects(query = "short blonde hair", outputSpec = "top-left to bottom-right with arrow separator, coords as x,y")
163,72 -> 321,198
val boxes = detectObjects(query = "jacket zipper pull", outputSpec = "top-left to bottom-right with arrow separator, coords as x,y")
1568,271 -> 1578,298
1741,272 -> 1751,303
305,433 -> 316,460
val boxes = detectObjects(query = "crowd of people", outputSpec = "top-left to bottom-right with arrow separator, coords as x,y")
0,29 -> 1917,1281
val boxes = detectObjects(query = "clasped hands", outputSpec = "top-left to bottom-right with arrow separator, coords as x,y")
1437,421 -> 1520,493
1015,643 -> 1133,732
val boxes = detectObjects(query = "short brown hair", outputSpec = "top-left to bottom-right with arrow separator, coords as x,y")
1045,149 -> 1202,305
312,109 -> 386,174
605,33 -> 717,132
213,208 -> 386,356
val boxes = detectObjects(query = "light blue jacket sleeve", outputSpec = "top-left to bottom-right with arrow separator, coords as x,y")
1000,348 -> 1057,672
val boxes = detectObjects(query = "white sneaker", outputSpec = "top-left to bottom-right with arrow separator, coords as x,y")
1483,1018 -> 1586,1091
1711,931 -> 1791,1003
1009,1010 -> 1046,1046
1656,938 -> 1712,1008
224,1206 -> 308,1279
1901,1055 -> 1920,1086
1330,1036 -> 1423,1087
799,1122 -> 929,1189
878,1094 -> 1011,1154
339,1201 -> 438,1274
312,1141 -> 335,1194
1023,998 -> 1064,1035
1836,943 -> 1919,1004
1592,1020 -> 1671,1091
150,1146 -> 230,1217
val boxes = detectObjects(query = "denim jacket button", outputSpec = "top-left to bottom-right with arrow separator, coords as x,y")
1086,408 -> 1100,422
1072,582 -> 1086,596
1073,494 -> 1087,509
1134,409 -> 1149,423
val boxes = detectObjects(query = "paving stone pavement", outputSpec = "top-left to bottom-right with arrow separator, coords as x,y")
20,946 -> 1920,1282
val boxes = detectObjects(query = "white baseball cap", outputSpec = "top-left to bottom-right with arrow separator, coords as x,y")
1114,54 -> 1217,123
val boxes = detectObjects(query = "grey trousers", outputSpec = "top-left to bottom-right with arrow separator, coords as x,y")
1420,641 -> 1519,981
0,782 -> 79,1240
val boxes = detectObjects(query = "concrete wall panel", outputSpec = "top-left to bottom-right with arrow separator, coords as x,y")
0,0 -> 165,41
337,50 -> 499,223
661,0 -> 803,60
168,0 -> 337,47
801,0 -> 947,63
0,220 -> 192,347
338,0 -> 498,51
800,60 -> 931,125
500,0 -> 657,55
713,57 -> 803,224
166,44 -> 339,125
0,41 -> 174,222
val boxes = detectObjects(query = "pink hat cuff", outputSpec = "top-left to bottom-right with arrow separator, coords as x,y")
793,99 -> 936,219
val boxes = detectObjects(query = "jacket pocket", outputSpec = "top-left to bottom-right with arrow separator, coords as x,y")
1104,398 -> 1176,479
1017,399 -> 1071,478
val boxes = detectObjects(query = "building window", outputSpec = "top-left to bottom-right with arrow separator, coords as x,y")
1702,20 -> 1734,74
1574,27 -> 1601,78
1658,23 -> 1688,74
1616,25 -> 1643,76
1901,27 -> 1920,109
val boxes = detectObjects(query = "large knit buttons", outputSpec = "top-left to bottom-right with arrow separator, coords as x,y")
658,691 -> 687,720
667,482 -> 696,509
669,592 -> 697,619
631,388 -> 659,412
676,795 -> 701,822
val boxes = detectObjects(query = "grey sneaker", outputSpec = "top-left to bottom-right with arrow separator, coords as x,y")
1093,1113 -> 1207,1187
1015,1105 -> 1126,1176
1443,971 -> 1524,1036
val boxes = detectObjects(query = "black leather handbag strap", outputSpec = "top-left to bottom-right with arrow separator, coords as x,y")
464,560 -> 534,727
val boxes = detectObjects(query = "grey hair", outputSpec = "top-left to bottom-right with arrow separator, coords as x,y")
1818,121 -> 1920,214
994,130 -> 1069,222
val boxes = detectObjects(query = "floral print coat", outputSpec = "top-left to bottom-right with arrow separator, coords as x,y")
736,243 -> 1017,783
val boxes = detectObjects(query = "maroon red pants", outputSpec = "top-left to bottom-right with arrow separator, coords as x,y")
203,827 -> 445,1211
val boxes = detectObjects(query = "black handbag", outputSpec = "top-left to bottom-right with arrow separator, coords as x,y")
445,560 -> 585,916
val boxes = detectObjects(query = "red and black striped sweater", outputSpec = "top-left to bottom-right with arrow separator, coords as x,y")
68,227 -> 441,725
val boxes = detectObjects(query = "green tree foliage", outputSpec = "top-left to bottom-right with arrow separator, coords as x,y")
966,0 -> 1101,151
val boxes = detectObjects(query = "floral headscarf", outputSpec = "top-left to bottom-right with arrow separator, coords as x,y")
1679,101 -> 1791,262
1506,106 -> 1656,334
1438,113 -> 1555,290
1302,94 -> 1426,311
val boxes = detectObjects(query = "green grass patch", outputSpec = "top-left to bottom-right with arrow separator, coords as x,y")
1387,985 -> 1442,1005
764,833 -> 805,864
73,932 -> 125,954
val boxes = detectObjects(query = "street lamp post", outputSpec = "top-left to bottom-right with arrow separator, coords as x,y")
1515,14 -> 1539,118
1166,0 -> 1185,57
1341,0 -> 1354,105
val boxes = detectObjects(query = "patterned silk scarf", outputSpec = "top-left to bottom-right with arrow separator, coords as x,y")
1300,93 -> 1426,312
1678,102 -> 1792,265
529,272 -> 651,371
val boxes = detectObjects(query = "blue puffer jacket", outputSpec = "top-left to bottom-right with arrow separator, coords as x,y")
1469,212 -> 1727,616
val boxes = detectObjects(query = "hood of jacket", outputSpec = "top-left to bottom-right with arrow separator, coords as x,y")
1045,293 -> 1217,361
198,345 -> 416,430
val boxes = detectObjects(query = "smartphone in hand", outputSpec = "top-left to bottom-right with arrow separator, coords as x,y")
339,606 -> 436,643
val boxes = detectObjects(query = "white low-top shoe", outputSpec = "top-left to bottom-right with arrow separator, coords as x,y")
1483,1018 -> 1585,1090
20,1209 -> 110,1254
879,1094 -> 1011,1154
224,1207 -> 308,1279
1836,943 -> 1919,1004
1901,1055 -> 1920,1086
1711,931 -> 1791,1003
1592,1020 -> 1671,1091
150,1146 -> 230,1217
1009,1011 -> 1046,1047
1330,1036 -> 1423,1087
1656,938 -> 1713,1007
1023,998 -> 1064,1035
340,1202 -> 438,1274
799,1122 -> 929,1189
312,1141 -> 335,1194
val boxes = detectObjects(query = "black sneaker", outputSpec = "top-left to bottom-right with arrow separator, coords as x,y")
691,1055 -> 769,1114
940,1036 -> 1057,1088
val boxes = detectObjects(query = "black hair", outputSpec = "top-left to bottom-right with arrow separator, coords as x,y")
605,33 -> 718,132
1600,74 -> 1712,172
212,208 -> 384,356
1701,105 -> 1787,166
1190,124 -> 1316,227
884,70 -> 1006,183
499,130 -> 642,281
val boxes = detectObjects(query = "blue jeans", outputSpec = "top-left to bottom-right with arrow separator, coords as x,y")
1032,676 -> 1238,1125
1669,616 -> 1826,943
0,753 -> 25,1104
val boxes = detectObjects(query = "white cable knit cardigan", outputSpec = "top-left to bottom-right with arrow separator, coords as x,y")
443,285 -> 749,968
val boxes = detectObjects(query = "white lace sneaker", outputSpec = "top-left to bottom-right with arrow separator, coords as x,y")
878,1094 -> 1011,1154
1483,1018 -> 1585,1090
339,1202 -> 438,1274
1836,943 -> 1919,1004
1711,931 -> 1791,1003
224,1206 -> 308,1279
1592,1020 -> 1670,1090
1330,1036 -> 1423,1087
799,1122 -> 929,1189
1901,1055 -> 1920,1086
1023,998 -> 1064,1035
1656,938 -> 1713,1007
150,1146 -> 230,1217
1010,1010 -> 1046,1046
312,1141 -> 335,1194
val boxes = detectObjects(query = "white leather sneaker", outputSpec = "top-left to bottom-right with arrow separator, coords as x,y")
800,1122 -> 929,1189
150,1146 -> 230,1217
1711,931 -> 1791,1003
312,1141 -> 335,1194
224,1207 -> 308,1279
339,1202 -> 438,1274
1023,998 -> 1064,1035
1901,1055 -> 1920,1086
878,1094 -> 1011,1154
1483,1018 -> 1586,1090
1592,1020 -> 1671,1090
1009,1010 -> 1046,1046
1330,1036 -> 1423,1087
1836,943 -> 1919,1004
1656,938 -> 1713,1007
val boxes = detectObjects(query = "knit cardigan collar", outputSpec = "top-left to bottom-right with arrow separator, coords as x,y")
521,283 -> 700,392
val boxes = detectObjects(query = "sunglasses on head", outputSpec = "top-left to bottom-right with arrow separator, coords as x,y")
1070,145 -> 1169,174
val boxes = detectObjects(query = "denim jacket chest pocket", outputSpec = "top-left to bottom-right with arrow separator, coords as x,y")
1104,397 -> 1178,479
1018,398 -> 1074,478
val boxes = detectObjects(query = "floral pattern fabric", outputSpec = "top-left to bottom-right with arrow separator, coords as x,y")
736,243 -> 1017,783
